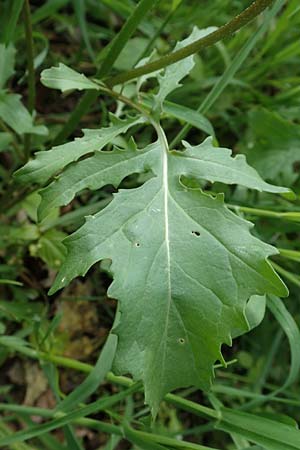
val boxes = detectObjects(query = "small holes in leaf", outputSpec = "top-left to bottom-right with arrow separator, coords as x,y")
134,242 -> 140,247
178,338 -> 185,345
192,231 -> 200,237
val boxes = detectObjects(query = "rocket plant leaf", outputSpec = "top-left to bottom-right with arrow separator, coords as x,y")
16,27 -> 292,413
20,121 -> 289,413
154,26 -> 217,108
15,115 -> 144,185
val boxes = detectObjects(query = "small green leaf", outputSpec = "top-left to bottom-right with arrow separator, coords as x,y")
41,63 -> 100,92
0,223 -> 39,247
0,92 -> 48,136
0,300 -> 43,322
154,27 -> 217,107
30,229 -> 67,269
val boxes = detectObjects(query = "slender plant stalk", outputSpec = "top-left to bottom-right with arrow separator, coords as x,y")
106,0 -> 274,87
170,0 -> 283,147
53,0 -> 158,145
23,0 -> 35,159
23,0 -> 35,114
0,339 -> 219,420
53,0 -> 273,145
0,403 -> 217,450
0,404 -> 120,434
227,204 -> 300,222
4,0 -> 24,45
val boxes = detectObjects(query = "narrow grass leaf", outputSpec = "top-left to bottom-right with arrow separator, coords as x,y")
2,0 -> 24,44
0,44 -> 16,89
0,384 -> 139,446
217,407 -> 300,450
162,100 -> 215,137
72,0 -> 95,60
56,333 -> 117,413
31,0 -> 69,24
268,295 -> 300,389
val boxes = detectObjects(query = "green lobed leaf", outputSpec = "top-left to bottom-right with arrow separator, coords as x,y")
178,138 -> 292,196
41,63 -> 100,91
154,26 -> 217,108
37,139 -> 157,221
14,115 -> 144,185
43,126 -> 288,413
37,136 -> 292,222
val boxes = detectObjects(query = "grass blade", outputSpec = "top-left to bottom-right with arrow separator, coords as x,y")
217,407 -> 300,450
268,295 -> 300,389
3,0 -> 24,44
56,333 -> 117,413
0,384 -> 140,446
72,0 -> 95,61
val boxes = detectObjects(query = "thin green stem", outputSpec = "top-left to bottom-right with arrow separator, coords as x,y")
0,339 -> 218,420
106,0 -> 274,87
53,0 -> 158,145
227,204 -> 300,223
23,0 -> 35,159
170,0 -> 283,147
23,0 -> 35,114
166,394 -> 220,420
53,0 -> 273,145
278,248 -> 300,263
0,384 -> 140,446
0,402 -> 217,449
0,404 -> 121,435
212,385 -> 300,407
